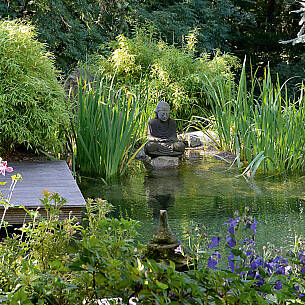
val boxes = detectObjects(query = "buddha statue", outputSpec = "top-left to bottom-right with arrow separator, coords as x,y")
144,102 -> 185,157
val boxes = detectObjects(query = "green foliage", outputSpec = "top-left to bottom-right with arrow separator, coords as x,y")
0,191 -> 81,304
0,192 -> 305,304
205,60 -> 305,175
0,0 -> 251,72
130,0 -> 253,53
0,19 -> 69,154
69,75 -> 148,180
0,0 -> 107,72
91,31 -> 239,127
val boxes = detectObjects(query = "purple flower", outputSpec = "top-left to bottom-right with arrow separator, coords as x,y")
214,251 -> 221,259
225,217 -> 240,227
174,245 -> 183,254
228,259 -> 235,272
243,238 -> 255,247
275,280 -> 283,290
228,252 -> 235,272
276,266 -> 286,275
208,256 -> 219,269
228,226 -> 235,234
228,252 -> 234,261
226,235 -> 236,248
225,217 -> 239,235
250,218 -> 258,234
254,274 -> 264,286
256,278 -> 264,286
251,261 -> 259,270
239,271 -> 245,279
208,236 -> 220,249
264,262 -> 273,274
246,250 -> 253,257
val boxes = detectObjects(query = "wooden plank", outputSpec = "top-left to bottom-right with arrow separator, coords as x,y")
0,207 -> 83,225
0,161 -> 86,211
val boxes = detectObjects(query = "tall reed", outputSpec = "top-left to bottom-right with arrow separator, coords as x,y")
205,60 -> 305,176
70,77 -> 148,180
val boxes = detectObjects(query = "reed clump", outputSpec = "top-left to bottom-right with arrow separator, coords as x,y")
69,76 -> 149,180
205,60 -> 305,176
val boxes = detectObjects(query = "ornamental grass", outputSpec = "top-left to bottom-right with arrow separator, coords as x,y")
69,76 -> 149,180
0,19 -> 69,154
204,60 -> 305,176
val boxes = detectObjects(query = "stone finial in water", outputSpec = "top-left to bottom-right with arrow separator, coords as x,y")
146,210 -> 191,271
151,210 -> 178,245
147,210 -> 180,261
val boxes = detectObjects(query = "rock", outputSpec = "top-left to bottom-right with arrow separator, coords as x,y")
185,134 -> 201,147
151,156 -> 179,169
184,149 -> 204,159
150,210 -> 178,245
64,68 -> 95,100
135,149 -> 180,170
213,151 -> 236,162
135,147 -> 149,162
179,131 -> 219,148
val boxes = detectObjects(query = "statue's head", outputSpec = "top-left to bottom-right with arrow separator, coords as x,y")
155,102 -> 170,122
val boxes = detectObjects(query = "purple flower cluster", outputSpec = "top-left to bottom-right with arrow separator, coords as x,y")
208,252 -> 221,270
205,215 -> 305,298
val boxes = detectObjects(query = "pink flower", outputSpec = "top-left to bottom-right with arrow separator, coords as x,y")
0,161 -> 13,176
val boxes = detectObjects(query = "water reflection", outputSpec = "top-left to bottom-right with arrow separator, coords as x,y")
145,168 -> 182,219
79,157 -> 305,250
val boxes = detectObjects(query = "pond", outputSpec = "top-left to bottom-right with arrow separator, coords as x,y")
79,156 -> 305,251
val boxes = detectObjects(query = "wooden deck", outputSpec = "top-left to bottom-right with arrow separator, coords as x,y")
0,161 -> 86,224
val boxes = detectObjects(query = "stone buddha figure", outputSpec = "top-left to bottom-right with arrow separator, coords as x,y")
144,102 -> 185,157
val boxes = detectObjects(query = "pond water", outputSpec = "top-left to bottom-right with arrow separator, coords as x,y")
79,156 -> 305,251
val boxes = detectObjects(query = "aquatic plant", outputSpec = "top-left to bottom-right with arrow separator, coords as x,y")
69,76 -> 147,180
205,60 -> 305,176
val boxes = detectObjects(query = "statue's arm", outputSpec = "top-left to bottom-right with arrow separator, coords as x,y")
147,120 -> 167,142
147,135 -> 168,143
167,119 -> 179,142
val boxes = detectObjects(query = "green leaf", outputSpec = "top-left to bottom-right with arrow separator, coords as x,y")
156,280 -> 168,290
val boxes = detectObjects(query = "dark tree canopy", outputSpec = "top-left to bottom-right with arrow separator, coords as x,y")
1,0 -> 304,87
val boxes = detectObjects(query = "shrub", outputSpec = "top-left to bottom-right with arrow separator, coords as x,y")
0,0 -> 108,73
89,30 -> 239,129
0,19 -> 69,154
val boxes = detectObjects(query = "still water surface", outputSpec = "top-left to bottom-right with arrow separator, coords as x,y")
80,156 -> 305,251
